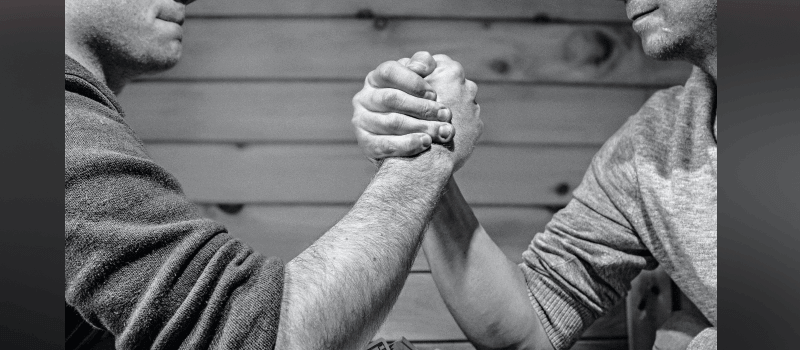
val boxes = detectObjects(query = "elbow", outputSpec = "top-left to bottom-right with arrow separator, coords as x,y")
466,315 -> 553,350
465,320 -> 531,350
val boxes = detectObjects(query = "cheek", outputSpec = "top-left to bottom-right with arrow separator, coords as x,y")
664,1 -> 716,33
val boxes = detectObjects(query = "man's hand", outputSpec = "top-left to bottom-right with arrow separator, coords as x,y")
424,54 -> 482,171
352,51 -> 456,163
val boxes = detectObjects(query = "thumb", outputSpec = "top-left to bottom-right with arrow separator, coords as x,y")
405,51 -> 437,77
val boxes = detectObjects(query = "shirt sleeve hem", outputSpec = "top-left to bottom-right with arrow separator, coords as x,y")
519,263 -> 595,350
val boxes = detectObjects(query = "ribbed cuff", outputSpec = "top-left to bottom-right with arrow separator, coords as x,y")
519,263 -> 595,350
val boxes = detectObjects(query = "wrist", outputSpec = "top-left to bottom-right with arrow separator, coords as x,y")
380,144 -> 454,178
432,179 -> 479,233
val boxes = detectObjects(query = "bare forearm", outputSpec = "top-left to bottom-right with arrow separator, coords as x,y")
423,179 -> 553,350
276,147 -> 453,350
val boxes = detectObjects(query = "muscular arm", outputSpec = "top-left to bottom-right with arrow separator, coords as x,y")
276,53 -> 482,350
351,53 -> 655,350
423,179 -> 554,350
276,148 -> 454,350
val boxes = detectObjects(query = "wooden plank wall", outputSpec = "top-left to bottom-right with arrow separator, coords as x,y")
118,1 -> 693,349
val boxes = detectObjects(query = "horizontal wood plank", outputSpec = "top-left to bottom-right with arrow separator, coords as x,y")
121,82 -> 645,145
146,144 -> 598,205
198,204 -> 552,271
411,339 -> 629,350
150,20 -> 691,85
376,274 -> 627,341
188,0 -> 630,22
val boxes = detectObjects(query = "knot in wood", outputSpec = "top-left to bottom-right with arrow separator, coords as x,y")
217,203 -> 245,215
355,8 -> 375,19
373,17 -> 389,30
555,182 -> 571,196
489,59 -> 511,75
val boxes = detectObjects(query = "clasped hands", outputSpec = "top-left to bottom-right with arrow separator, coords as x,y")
352,51 -> 482,171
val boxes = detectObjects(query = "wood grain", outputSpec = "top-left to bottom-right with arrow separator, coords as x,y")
188,0 -> 630,22
376,274 -> 628,341
148,20 -> 691,85
198,204 -> 553,271
121,82 -> 645,145
146,144 -> 598,205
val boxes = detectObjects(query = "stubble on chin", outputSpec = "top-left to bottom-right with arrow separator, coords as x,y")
641,31 -> 691,61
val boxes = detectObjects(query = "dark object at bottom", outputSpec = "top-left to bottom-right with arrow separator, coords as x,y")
366,337 -> 417,350
389,337 -> 416,350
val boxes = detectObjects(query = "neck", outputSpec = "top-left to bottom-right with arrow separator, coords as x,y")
698,48 -> 717,84
65,41 -> 129,94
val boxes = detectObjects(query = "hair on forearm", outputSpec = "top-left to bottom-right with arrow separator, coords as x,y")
276,151 -> 452,350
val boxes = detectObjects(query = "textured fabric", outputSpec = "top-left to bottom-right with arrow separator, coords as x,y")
687,328 -> 717,350
65,55 -> 285,349
519,66 -> 717,350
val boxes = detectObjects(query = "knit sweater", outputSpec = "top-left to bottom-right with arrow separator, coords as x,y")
65,55 -> 284,349
520,66 -> 717,350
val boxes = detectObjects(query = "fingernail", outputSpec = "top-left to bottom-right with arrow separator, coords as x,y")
438,124 -> 453,140
437,108 -> 451,122
420,134 -> 432,148
423,91 -> 437,100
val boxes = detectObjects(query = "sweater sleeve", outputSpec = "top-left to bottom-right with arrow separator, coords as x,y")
687,328 -> 716,350
518,115 -> 657,350
65,91 -> 284,349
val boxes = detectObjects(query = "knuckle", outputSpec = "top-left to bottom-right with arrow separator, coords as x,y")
388,114 -> 405,131
376,61 -> 398,81
352,90 -> 364,106
402,136 -> 420,153
452,61 -> 464,73
380,139 -> 397,156
419,102 -> 433,119
351,89 -> 375,111
410,51 -> 433,66
467,80 -> 479,98
467,79 -> 477,92
414,50 -> 431,58
377,90 -> 398,108
370,141 -> 384,157
453,62 -> 466,79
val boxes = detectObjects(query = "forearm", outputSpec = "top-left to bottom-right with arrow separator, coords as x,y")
276,146 -> 453,350
423,179 -> 553,350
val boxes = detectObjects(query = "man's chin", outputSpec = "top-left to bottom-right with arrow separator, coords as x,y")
641,34 -> 688,61
137,51 -> 182,75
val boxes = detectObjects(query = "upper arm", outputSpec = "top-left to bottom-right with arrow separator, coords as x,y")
65,106 -> 285,349
518,118 -> 656,350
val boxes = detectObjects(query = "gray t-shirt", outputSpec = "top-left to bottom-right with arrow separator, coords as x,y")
519,66 -> 717,350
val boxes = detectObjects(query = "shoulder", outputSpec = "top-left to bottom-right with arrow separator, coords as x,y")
627,85 -> 686,148
65,87 -> 147,160
594,84 -> 686,171
574,84 -> 685,204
